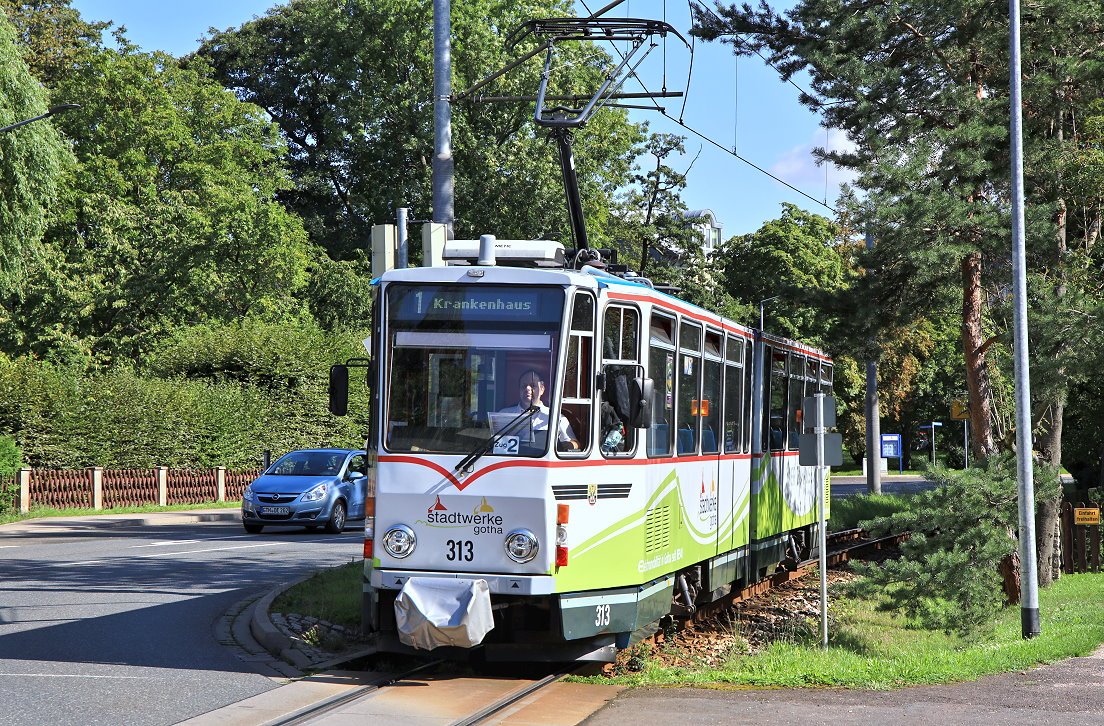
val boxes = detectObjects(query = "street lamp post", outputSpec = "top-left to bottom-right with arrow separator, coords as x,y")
759,295 -> 780,331
0,104 -> 80,134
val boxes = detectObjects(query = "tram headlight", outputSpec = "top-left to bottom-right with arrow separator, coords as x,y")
382,525 -> 417,559
504,529 -> 539,563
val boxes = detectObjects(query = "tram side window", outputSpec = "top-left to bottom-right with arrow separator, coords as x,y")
787,354 -> 805,450
820,363 -> 833,394
600,304 -> 640,456
702,363 -> 721,454
766,347 -> 788,452
677,322 -> 702,455
648,313 -> 676,457
742,342 -> 752,453
723,335 -> 744,454
560,292 -> 595,454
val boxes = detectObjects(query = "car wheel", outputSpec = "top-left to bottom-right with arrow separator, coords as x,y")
325,500 -> 347,534
244,523 -> 263,534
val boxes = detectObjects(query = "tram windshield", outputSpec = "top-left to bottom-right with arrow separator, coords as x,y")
384,283 -> 566,456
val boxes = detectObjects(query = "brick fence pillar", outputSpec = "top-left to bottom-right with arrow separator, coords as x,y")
18,467 -> 30,514
158,466 -> 168,506
216,466 -> 226,503
92,467 -> 103,510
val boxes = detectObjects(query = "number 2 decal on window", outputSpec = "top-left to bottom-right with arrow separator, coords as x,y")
492,436 -> 520,455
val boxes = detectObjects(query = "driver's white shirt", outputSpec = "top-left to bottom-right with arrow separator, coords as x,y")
497,402 -> 576,443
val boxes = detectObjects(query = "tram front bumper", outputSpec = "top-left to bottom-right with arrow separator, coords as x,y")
394,577 -> 494,650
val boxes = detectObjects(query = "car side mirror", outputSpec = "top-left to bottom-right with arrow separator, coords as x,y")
346,470 -> 364,480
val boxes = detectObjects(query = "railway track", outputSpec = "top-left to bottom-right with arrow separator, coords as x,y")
270,528 -> 906,723
269,660 -> 586,726
677,528 -> 909,629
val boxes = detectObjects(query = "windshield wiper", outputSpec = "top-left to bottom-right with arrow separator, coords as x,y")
455,405 -> 538,473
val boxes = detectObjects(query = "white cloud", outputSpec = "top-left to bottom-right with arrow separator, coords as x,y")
768,128 -> 858,199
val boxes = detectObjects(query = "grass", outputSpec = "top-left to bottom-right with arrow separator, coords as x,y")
828,492 -> 920,531
584,572 -> 1104,689
272,559 -> 364,632
832,467 -> 927,477
0,499 -> 241,526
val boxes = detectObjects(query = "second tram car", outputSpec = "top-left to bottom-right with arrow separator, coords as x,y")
330,237 -> 832,661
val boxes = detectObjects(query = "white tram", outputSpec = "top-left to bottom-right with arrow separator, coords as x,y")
330,237 -> 832,662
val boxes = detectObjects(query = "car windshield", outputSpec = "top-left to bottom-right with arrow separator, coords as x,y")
384,283 -> 565,456
268,451 -> 345,476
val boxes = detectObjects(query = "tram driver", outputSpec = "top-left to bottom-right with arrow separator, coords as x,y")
498,369 -> 580,451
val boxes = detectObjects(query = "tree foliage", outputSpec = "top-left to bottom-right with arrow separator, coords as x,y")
2,41 -> 313,365
0,0 -> 106,85
719,202 -> 847,347
196,0 -> 643,257
0,10 -> 71,299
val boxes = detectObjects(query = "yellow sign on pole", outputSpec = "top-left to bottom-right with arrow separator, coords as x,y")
1074,508 -> 1101,526
951,399 -> 970,421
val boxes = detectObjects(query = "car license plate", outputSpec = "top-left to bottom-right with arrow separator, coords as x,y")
261,506 -> 291,515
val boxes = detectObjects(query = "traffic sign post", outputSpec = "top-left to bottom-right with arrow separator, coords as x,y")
799,393 -> 837,650
951,400 -> 970,468
919,421 -> 943,466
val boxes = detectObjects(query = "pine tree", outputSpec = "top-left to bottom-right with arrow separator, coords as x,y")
695,0 -> 1104,585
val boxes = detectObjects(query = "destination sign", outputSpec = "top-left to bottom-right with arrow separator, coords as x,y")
388,285 -> 561,324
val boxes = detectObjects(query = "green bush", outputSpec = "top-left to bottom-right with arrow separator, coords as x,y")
0,318 -> 372,468
0,434 -> 20,514
852,454 -> 1061,635
0,434 -> 21,476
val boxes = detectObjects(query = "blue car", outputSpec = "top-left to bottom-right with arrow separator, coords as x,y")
241,448 -> 367,534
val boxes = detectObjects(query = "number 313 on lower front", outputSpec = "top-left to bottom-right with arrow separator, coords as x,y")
446,539 -> 474,561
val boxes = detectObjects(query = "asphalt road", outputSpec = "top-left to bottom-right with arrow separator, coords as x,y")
0,512 -> 364,726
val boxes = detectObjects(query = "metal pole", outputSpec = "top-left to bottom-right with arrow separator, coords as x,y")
1009,0 -> 1040,638
931,421 -> 936,467
816,391 -> 828,649
432,0 -> 454,239
865,228 -> 881,494
964,420 -> 969,468
396,207 -> 409,269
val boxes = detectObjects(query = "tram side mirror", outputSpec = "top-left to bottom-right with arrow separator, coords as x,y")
629,376 -> 653,429
329,364 -> 349,417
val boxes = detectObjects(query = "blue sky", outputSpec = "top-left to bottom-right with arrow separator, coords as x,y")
69,0 -> 850,239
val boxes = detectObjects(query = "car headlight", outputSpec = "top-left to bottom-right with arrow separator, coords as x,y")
504,529 -> 539,563
243,484 -> 254,501
301,483 -> 327,502
382,525 -> 417,559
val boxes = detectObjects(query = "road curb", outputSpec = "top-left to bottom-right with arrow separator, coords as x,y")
0,508 -> 241,533
249,572 -> 380,671
250,575 -> 308,666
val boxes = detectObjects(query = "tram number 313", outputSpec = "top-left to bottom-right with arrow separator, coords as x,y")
446,539 -> 474,562
595,604 -> 611,627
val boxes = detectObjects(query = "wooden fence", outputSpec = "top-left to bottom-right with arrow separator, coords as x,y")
11,467 -> 262,514
1061,501 -> 1102,574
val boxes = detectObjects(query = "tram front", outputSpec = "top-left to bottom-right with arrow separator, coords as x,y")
359,266 -> 587,656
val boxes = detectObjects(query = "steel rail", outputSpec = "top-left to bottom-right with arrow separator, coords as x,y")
269,659 -> 444,726
449,670 -> 570,726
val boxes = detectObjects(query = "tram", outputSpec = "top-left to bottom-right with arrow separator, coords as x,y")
328,236 -> 832,661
